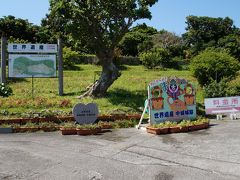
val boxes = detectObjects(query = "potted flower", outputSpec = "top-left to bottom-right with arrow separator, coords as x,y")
146,123 -> 169,135
166,121 -> 182,133
97,114 -> 111,121
0,124 -> 13,134
188,119 -> 205,131
39,122 -> 57,132
199,118 -> 210,129
76,124 -> 101,135
98,121 -> 113,129
110,113 -> 126,120
19,122 -> 39,133
178,120 -> 189,133
126,114 -> 141,120
60,122 -> 77,135
12,124 -> 21,133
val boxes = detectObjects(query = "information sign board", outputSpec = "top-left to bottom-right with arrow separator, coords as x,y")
9,54 -> 56,78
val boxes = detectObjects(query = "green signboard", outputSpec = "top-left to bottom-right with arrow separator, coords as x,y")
148,77 -> 196,124
9,54 -> 56,78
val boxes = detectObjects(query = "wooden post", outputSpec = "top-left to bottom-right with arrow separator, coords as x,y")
58,38 -> 63,96
1,36 -> 7,84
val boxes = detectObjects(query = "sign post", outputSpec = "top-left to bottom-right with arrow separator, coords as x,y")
1,36 -> 7,84
58,38 -> 63,96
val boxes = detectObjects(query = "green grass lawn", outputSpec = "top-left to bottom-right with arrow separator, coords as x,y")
0,65 -> 204,118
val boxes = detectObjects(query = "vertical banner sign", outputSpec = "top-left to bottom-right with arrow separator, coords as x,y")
148,77 -> 196,124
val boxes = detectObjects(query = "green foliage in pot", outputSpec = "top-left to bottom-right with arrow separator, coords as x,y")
60,122 -> 76,130
76,124 -> 100,130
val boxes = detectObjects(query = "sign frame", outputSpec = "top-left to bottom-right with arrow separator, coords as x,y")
8,54 -> 57,78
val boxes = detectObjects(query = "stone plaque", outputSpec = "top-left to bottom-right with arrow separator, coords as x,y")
73,103 -> 99,124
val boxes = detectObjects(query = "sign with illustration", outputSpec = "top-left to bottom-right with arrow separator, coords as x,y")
73,103 -> 99,124
9,54 -> 56,78
8,43 -> 57,53
148,77 -> 196,124
205,96 -> 240,114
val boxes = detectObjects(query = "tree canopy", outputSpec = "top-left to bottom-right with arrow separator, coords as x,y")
48,0 -> 158,97
183,16 -> 236,56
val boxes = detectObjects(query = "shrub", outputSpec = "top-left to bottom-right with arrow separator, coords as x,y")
0,83 -> 13,97
139,48 -> 171,69
190,48 -> 240,86
203,79 -> 229,98
227,76 -> 240,96
62,47 -> 80,69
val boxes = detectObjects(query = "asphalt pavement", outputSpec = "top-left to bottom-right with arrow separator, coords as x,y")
0,119 -> 240,180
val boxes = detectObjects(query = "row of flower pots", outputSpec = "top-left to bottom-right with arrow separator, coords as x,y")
0,114 -> 141,125
60,127 -> 101,136
146,119 -> 210,135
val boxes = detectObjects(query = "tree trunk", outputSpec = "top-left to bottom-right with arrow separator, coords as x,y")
91,60 -> 120,97
77,50 -> 121,98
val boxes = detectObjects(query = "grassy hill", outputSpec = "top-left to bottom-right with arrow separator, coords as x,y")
0,65 -> 204,118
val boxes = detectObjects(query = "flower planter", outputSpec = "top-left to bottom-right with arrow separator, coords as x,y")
20,118 -> 39,124
57,116 -> 74,122
169,126 -> 182,133
13,127 -> 21,133
0,127 -> 13,134
179,126 -> 188,133
40,127 -> 57,132
188,124 -> 206,131
18,127 -> 39,133
126,114 -> 141,120
146,126 -> 169,135
38,117 -> 50,123
111,114 -> 126,120
60,128 -> 77,135
203,122 -> 210,129
97,115 -> 112,121
99,123 -> 113,129
5,118 -> 21,124
76,128 -> 101,135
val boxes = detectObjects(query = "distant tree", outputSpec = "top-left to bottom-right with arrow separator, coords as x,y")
49,0 -> 158,97
0,15 -> 39,42
217,34 -> 240,61
118,23 -> 157,56
139,30 -> 185,69
183,16 -> 235,56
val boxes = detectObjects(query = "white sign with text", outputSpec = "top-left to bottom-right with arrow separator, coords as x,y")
204,96 -> 240,114
8,43 -> 57,53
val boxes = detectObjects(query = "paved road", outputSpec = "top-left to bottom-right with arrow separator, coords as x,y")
0,120 -> 240,180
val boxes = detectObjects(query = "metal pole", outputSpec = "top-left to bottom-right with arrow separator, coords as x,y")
1,36 -> 7,84
58,38 -> 63,96
32,75 -> 34,100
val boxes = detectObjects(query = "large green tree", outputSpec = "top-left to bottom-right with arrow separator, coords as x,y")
183,16 -> 235,56
49,0 -> 158,97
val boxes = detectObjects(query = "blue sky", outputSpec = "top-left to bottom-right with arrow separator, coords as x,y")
0,0 -> 240,35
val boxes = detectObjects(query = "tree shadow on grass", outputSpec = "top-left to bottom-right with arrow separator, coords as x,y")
7,78 -> 27,84
65,65 -> 82,71
106,88 -> 147,112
